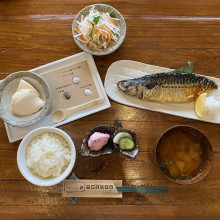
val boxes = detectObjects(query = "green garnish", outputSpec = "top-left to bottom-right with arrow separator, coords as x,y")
89,15 -> 102,41
199,161 -> 206,172
111,30 -> 116,36
109,10 -> 115,18
176,176 -> 192,180
171,61 -> 194,74
89,23 -> 95,41
158,160 -> 173,168
99,35 -> 103,42
93,15 -> 101,25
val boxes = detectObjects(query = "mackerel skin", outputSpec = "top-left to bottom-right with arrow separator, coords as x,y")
117,72 -> 218,103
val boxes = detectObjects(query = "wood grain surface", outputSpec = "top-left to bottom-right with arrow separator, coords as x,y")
1,0 -> 220,219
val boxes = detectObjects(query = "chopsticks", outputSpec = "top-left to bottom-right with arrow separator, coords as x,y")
116,186 -> 168,193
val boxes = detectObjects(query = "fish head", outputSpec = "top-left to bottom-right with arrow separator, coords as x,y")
117,79 -> 139,96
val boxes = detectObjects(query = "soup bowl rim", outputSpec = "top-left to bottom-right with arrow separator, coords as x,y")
155,125 -> 214,185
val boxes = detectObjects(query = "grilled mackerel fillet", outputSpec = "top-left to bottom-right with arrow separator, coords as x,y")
117,72 -> 218,103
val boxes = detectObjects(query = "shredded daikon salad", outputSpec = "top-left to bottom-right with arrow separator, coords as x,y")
74,6 -> 120,50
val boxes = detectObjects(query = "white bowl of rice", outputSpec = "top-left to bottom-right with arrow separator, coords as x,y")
17,127 -> 76,186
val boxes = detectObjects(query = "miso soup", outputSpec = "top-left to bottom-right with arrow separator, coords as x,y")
157,127 -> 206,180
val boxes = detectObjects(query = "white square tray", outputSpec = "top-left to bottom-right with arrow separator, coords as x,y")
4,52 -> 111,142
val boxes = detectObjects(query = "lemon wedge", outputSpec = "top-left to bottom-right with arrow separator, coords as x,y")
195,92 -> 207,117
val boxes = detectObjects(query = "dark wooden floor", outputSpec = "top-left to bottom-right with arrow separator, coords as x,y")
0,0 -> 220,219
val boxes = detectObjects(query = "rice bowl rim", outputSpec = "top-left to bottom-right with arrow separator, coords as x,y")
17,127 -> 76,186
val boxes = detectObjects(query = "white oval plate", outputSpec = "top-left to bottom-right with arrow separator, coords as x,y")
104,60 -> 220,124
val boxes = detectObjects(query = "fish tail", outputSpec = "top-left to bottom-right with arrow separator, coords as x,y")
211,81 -> 218,89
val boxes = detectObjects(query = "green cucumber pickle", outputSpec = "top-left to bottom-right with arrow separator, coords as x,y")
119,137 -> 135,150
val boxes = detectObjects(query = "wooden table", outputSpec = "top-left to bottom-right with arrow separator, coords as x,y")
1,0 -> 220,219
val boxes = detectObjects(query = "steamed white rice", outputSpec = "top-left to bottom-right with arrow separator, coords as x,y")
26,132 -> 71,178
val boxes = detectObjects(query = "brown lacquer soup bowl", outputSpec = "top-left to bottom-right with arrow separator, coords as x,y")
155,125 -> 214,184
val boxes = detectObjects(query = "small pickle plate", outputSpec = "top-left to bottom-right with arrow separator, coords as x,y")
104,60 -> 220,124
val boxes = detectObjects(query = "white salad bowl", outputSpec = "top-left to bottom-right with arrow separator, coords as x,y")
72,4 -> 126,55
17,127 -> 76,187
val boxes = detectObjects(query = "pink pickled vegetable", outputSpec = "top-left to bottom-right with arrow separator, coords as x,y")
88,132 -> 110,151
